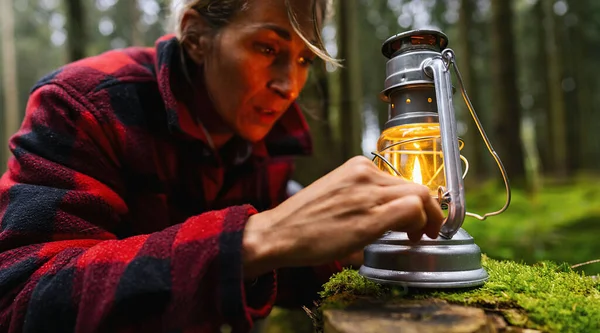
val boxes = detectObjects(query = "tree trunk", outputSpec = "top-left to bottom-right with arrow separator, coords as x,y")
568,0 -> 597,172
64,0 -> 86,61
130,0 -> 143,46
294,60 -> 343,186
1,0 -> 20,169
338,0 -> 364,160
541,0 -> 569,179
358,0 -> 390,136
531,0 -> 552,175
458,0 -> 486,181
490,0 -> 526,185
556,6 -> 579,173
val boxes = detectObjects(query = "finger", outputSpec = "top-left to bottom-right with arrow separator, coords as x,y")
373,183 -> 433,206
373,183 -> 445,238
340,156 -> 412,187
312,183 -> 429,216
407,229 -> 425,242
422,196 -> 445,238
369,167 -> 413,186
424,216 -> 443,239
370,195 -> 427,235
423,223 -> 442,239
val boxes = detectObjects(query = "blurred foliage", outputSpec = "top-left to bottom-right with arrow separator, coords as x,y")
464,176 -> 600,276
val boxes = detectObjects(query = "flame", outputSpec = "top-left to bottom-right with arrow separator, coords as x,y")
412,158 -> 423,185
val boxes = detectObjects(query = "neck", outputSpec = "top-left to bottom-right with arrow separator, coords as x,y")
207,132 -> 234,150
185,61 -> 234,150
194,85 -> 234,150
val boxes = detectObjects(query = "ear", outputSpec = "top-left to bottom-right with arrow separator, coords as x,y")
180,8 -> 212,64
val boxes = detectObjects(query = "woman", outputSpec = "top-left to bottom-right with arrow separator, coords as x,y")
0,0 -> 444,332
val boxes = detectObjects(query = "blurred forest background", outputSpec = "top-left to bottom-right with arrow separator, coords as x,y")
1,0 -> 600,331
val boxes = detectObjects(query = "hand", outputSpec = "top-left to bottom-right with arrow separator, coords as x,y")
242,156 -> 445,278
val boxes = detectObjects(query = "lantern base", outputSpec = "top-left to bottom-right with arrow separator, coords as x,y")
358,228 -> 488,289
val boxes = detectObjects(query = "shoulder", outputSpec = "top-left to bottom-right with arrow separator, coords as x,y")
29,47 -> 161,116
32,47 -> 157,95
29,47 -> 165,128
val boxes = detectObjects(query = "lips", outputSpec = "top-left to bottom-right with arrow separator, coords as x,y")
254,106 -> 281,114
254,106 -> 282,125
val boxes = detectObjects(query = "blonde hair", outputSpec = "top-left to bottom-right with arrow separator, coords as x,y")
169,0 -> 340,66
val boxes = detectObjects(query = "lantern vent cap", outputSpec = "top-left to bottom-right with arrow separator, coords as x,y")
382,29 -> 449,59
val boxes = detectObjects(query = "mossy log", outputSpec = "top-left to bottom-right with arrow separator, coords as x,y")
310,256 -> 600,333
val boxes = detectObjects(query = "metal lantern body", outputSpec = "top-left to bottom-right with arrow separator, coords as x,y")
359,30 -> 510,289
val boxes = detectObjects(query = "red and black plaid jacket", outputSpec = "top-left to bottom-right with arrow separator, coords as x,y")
0,35 -> 341,333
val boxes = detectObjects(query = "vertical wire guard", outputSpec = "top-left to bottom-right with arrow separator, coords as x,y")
425,58 -> 466,238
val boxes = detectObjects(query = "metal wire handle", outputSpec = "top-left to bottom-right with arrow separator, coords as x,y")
441,49 -> 511,221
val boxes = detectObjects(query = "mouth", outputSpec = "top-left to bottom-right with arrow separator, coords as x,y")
254,106 -> 281,124
255,106 -> 279,114
260,109 -> 276,115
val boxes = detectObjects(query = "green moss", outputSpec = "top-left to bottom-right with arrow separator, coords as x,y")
318,256 -> 600,333
319,267 -> 387,300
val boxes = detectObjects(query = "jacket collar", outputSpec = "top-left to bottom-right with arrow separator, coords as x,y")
153,35 -> 312,157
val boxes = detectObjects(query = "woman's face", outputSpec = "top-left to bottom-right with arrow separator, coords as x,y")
198,0 -> 318,143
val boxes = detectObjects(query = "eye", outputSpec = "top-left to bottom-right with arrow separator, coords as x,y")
255,43 -> 277,56
298,56 -> 315,67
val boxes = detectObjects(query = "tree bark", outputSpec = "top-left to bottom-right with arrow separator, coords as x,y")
490,0 -> 526,185
64,0 -> 86,61
541,0 -> 569,179
130,0 -> 143,46
338,0 -> 364,160
568,0 -> 597,171
555,4 -> 579,173
294,60 -> 343,186
459,0 -> 486,181
1,0 -> 20,168
530,0 -> 552,175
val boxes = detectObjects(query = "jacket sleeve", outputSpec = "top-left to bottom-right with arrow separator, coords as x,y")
0,83 -> 276,333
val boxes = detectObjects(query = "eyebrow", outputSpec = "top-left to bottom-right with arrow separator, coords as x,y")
258,23 -> 292,41
255,23 -> 318,46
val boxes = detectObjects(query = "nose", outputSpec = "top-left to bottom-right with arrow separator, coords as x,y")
268,64 -> 301,100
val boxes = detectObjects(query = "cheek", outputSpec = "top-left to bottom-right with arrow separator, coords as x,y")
298,70 -> 310,91
206,55 -> 264,120
234,63 -> 269,113
240,62 -> 268,95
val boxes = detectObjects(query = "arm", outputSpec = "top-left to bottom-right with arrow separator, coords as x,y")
263,181 -> 342,308
0,84 -> 274,333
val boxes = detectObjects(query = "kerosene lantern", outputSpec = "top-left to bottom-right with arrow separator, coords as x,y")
359,29 -> 511,288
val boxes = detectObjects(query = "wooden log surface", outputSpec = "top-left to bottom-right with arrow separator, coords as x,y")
323,299 -> 543,333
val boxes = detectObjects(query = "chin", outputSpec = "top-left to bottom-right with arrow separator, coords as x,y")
239,128 -> 271,143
